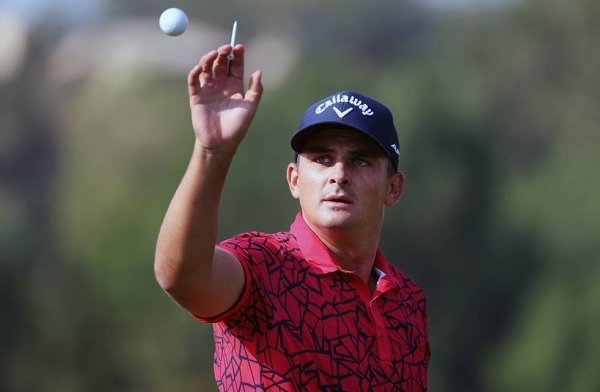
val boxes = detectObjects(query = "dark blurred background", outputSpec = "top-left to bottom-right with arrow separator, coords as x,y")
1,0 -> 599,391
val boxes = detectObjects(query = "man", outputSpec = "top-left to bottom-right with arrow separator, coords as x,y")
155,43 -> 430,391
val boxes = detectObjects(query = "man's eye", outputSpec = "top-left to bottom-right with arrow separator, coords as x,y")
315,156 -> 330,164
354,158 -> 369,166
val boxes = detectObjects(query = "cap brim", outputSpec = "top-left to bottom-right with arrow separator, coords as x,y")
291,122 -> 366,153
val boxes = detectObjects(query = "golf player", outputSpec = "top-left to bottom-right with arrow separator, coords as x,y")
155,43 -> 430,391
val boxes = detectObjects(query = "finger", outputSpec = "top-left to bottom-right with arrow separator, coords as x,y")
245,70 -> 263,105
227,44 -> 245,79
213,45 -> 231,79
199,50 -> 218,85
187,63 -> 202,96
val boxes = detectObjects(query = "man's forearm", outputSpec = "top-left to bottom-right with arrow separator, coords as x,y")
154,141 -> 235,296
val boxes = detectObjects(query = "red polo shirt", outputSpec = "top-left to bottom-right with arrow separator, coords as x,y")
195,213 -> 430,391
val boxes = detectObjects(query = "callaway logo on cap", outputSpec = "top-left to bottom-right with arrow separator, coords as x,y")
290,91 -> 401,171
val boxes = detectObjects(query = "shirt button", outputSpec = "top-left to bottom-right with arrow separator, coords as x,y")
380,334 -> 385,341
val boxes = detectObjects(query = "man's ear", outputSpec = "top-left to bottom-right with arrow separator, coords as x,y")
287,162 -> 300,199
385,171 -> 405,206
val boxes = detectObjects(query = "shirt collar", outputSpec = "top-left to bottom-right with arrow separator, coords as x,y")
290,212 -> 395,282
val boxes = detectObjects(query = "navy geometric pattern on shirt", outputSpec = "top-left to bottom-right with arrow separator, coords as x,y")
207,231 -> 429,391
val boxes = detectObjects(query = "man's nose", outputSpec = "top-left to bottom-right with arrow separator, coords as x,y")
329,162 -> 350,185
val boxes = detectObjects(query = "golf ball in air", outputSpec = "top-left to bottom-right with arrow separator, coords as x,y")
159,8 -> 188,36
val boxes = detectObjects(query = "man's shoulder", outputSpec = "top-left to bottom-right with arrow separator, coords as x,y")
219,230 -> 305,278
224,230 -> 295,243
219,230 -> 299,255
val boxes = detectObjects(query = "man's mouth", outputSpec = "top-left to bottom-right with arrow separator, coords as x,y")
323,195 -> 352,204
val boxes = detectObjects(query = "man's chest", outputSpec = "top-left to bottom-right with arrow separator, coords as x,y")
258,271 -> 427,365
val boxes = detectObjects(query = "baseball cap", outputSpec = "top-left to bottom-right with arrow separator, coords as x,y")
290,91 -> 401,171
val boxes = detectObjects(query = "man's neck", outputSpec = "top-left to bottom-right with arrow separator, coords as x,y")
312,226 -> 381,286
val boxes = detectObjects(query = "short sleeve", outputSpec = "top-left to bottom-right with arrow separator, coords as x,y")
190,234 -> 272,341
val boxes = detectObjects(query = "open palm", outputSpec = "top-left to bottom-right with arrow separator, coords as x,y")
188,44 -> 263,153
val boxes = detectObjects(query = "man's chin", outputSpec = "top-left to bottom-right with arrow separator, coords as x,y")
316,213 -> 357,230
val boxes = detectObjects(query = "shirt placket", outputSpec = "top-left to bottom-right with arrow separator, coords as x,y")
348,272 -> 394,365
370,279 -> 393,365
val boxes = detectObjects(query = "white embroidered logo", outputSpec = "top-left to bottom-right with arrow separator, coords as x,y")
315,94 -> 375,116
391,144 -> 400,155
333,107 -> 353,118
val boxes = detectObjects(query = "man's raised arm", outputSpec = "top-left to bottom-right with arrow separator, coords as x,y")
154,44 -> 263,318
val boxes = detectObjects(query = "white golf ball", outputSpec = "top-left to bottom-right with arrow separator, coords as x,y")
159,8 -> 188,36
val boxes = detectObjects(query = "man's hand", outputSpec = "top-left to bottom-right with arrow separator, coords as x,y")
188,44 -> 263,154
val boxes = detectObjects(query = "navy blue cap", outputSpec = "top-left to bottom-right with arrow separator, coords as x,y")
290,91 -> 400,171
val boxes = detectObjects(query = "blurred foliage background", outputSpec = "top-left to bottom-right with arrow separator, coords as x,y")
1,0 -> 599,391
